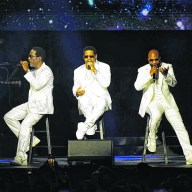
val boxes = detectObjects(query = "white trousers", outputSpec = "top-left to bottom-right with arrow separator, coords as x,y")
4,103 -> 43,159
147,100 -> 192,160
77,93 -> 107,137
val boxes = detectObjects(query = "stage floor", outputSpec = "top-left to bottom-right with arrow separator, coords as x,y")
1,154 -> 192,192
0,154 -> 191,169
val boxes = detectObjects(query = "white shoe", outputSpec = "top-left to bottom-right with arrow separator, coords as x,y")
186,159 -> 192,165
11,155 -> 28,166
186,154 -> 192,165
26,137 -> 40,152
86,124 -> 97,135
76,122 -> 89,140
147,137 -> 156,152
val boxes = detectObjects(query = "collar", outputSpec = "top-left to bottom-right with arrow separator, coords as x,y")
94,60 -> 99,70
35,62 -> 45,71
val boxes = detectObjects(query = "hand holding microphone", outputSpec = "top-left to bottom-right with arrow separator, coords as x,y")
86,62 -> 97,74
150,64 -> 159,81
20,60 -> 29,72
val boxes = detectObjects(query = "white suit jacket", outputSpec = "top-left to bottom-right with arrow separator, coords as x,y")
72,60 -> 112,114
134,62 -> 179,117
24,63 -> 54,114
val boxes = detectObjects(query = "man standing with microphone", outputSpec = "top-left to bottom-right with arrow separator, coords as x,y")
73,46 -> 112,140
134,49 -> 192,165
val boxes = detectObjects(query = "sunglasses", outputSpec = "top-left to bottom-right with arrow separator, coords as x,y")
29,55 -> 37,58
149,58 -> 159,62
84,55 -> 95,59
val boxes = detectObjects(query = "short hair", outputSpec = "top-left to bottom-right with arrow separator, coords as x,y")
32,46 -> 46,61
148,49 -> 160,58
83,46 -> 97,55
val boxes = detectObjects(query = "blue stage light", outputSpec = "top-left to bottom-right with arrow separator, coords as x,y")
115,155 -> 159,161
49,19 -> 53,24
141,8 -> 149,16
177,21 -> 183,27
140,2 -> 152,17
0,159 -> 12,163
176,20 -> 185,30
88,0 -> 94,7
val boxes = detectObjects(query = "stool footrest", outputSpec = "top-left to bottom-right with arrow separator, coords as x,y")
142,116 -> 168,164
28,116 -> 52,165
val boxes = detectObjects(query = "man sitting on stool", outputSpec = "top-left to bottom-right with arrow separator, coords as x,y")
72,46 -> 112,140
134,49 -> 192,165
4,47 -> 54,165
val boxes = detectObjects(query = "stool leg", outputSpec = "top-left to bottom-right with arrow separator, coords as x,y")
99,118 -> 104,140
46,117 -> 52,155
142,116 -> 150,162
28,128 -> 34,165
162,131 -> 168,164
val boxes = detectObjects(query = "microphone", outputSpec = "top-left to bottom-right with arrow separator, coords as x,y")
87,65 -> 91,70
153,69 -> 159,82
153,73 -> 156,82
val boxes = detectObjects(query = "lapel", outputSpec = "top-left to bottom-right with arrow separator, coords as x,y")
158,63 -> 166,87
146,64 -> 151,71
81,64 -> 93,87
158,70 -> 163,87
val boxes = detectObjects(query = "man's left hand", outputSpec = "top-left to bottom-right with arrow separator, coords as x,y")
160,66 -> 169,77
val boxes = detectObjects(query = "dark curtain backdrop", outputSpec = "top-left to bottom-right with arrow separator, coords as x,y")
0,30 -> 192,147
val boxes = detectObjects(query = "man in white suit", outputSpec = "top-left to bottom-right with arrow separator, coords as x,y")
73,46 -> 112,140
4,47 -> 54,165
134,49 -> 192,165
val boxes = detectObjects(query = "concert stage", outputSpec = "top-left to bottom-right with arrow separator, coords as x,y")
0,155 -> 192,190
1,137 -> 192,192
0,144 -> 192,191
0,153 -> 190,168
0,136 -> 191,168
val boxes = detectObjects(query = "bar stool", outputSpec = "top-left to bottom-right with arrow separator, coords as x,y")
28,114 -> 52,165
95,115 -> 105,140
142,115 -> 168,164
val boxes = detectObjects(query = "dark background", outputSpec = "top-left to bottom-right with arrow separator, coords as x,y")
0,30 -> 192,151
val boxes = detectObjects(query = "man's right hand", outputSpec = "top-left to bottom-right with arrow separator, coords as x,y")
20,60 -> 29,72
76,87 -> 85,97
150,65 -> 158,76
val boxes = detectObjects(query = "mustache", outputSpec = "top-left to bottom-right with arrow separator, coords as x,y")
150,63 -> 161,68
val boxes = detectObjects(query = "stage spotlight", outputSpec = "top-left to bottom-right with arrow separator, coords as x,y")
176,21 -> 185,30
88,0 -> 94,7
176,21 -> 182,27
141,8 -> 149,16
49,19 -> 53,24
140,2 -> 152,17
